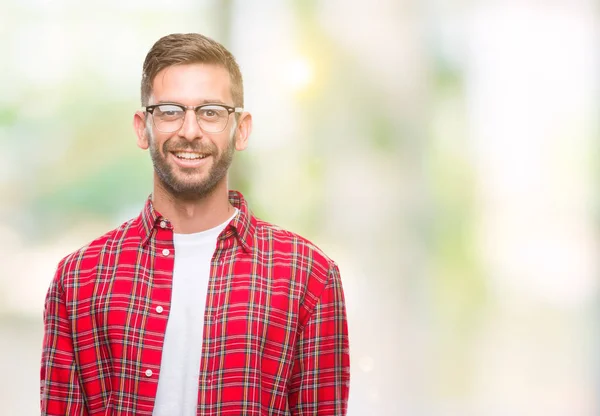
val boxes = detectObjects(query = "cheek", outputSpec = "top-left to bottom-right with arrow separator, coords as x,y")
147,129 -> 169,153
226,124 -> 237,147
228,120 -> 237,137
145,126 -> 153,145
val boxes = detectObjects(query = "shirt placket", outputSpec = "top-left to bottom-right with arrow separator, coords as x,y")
197,230 -> 235,413
136,220 -> 175,409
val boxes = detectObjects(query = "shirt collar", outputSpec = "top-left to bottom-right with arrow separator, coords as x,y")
224,190 -> 256,253
137,190 -> 256,252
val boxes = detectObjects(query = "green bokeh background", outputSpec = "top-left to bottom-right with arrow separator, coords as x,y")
0,1 -> 597,415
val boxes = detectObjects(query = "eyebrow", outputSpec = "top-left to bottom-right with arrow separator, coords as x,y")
156,99 -> 227,105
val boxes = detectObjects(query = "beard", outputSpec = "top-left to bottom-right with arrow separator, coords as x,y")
147,128 -> 235,200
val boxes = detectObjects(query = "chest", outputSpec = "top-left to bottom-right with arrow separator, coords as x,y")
70,245 -> 306,350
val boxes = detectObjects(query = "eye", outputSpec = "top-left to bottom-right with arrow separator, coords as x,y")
202,109 -> 218,117
198,106 -> 227,120
156,104 -> 184,118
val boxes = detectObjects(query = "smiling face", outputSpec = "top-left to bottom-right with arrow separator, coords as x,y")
134,63 -> 251,200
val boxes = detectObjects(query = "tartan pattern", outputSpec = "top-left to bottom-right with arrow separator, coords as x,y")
41,191 -> 350,415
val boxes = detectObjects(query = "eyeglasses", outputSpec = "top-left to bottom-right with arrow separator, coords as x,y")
145,103 -> 243,133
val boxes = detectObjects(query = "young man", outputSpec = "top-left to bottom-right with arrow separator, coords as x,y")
40,33 -> 350,415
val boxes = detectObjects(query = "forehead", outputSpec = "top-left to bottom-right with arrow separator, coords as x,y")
150,63 -> 232,104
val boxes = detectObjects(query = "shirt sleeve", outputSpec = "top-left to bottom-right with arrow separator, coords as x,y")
40,266 -> 89,416
288,262 -> 351,415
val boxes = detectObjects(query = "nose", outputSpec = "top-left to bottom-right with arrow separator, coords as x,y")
177,109 -> 203,141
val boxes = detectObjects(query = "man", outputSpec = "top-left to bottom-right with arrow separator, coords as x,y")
40,33 -> 350,415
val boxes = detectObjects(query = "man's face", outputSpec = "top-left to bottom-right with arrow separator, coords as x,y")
137,63 -> 243,199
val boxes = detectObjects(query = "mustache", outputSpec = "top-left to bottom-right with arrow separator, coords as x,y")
163,140 -> 216,154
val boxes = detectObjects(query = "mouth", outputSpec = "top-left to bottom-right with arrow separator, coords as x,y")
172,151 -> 208,160
169,150 -> 211,168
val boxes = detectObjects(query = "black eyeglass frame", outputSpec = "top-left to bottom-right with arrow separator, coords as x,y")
144,102 -> 244,133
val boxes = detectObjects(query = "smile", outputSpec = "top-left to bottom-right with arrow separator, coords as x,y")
172,152 -> 207,160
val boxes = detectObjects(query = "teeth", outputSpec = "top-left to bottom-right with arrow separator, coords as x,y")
174,152 -> 205,160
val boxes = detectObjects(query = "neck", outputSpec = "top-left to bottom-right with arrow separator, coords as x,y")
152,176 -> 235,234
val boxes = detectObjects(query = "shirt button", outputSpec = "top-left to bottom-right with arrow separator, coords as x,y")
159,220 -> 167,229
156,306 -> 164,314
145,369 -> 153,377
162,249 -> 170,256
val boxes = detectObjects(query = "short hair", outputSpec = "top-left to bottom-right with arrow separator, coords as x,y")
140,33 -> 244,107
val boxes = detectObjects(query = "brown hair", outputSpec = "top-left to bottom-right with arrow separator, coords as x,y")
140,33 -> 244,107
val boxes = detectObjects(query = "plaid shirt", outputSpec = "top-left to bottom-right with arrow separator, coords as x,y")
41,191 -> 350,415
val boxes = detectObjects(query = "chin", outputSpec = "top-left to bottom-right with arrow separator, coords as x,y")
172,179 -> 221,198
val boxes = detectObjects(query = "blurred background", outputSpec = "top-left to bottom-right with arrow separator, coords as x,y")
0,0 -> 598,414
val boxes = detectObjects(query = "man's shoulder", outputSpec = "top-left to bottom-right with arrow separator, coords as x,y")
253,218 -> 335,272
56,218 -> 139,277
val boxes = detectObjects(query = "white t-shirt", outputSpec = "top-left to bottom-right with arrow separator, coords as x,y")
153,209 -> 238,416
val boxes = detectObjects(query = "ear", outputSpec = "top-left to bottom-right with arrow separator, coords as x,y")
134,110 -> 149,150
234,112 -> 252,151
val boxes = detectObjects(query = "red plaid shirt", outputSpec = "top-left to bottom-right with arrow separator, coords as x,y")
41,191 -> 350,415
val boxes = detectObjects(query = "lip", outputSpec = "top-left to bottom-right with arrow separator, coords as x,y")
169,151 -> 211,169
